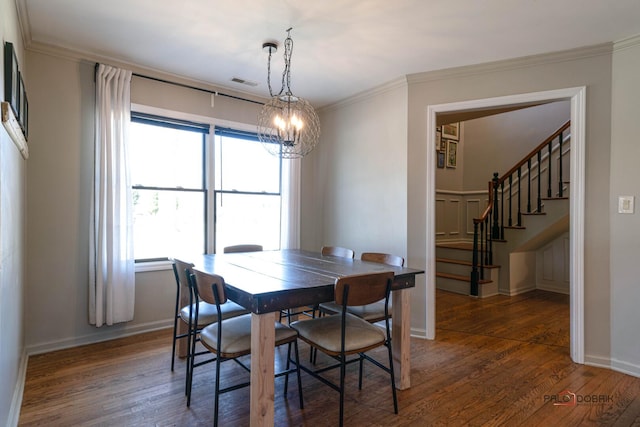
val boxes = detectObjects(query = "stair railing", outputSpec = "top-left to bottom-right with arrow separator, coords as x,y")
470,120 -> 570,296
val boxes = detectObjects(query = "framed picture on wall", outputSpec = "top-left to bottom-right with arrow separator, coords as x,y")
446,140 -> 457,168
442,122 -> 459,141
437,151 -> 445,168
4,42 -> 20,118
435,129 -> 441,151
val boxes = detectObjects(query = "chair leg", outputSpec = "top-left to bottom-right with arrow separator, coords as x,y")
294,340 -> 304,409
186,325 -> 197,406
171,315 -> 178,372
386,342 -> 398,414
214,356 -> 222,427
358,354 -> 364,390
284,343 -> 291,396
339,354 -> 346,427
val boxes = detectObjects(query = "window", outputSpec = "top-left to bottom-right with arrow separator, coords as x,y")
130,113 -> 207,261
213,128 -> 282,252
129,112 -> 283,262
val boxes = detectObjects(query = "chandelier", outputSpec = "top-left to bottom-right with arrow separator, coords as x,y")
257,28 -> 320,159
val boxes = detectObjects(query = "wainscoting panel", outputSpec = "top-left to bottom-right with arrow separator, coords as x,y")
446,199 -> 460,236
436,198 -> 446,236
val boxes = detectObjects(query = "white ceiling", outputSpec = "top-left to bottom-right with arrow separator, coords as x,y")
17,0 -> 640,107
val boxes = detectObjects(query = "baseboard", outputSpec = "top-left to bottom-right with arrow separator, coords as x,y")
611,357 -> 640,379
7,349 -> 28,427
26,319 -> 173,356
584,353 -> 610,369
536,283 -> 570,295
410,327 -> 430,339
501,285 -> 537,296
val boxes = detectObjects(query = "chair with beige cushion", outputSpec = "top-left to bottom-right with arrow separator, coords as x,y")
171,259 -> 248,407
319,252 -> 404,323
290,271 -> 398,427
190,268 -> 304,426
223,244 -> 263,253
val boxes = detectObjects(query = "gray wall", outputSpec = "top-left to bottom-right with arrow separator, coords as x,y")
0,0 -> 27,424
306,80 -> 408,257
610,38 -> 640,376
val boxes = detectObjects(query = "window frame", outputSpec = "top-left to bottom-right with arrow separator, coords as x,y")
130,104 -> 284,272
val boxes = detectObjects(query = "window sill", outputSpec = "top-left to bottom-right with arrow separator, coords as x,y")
135,260 -> 173,273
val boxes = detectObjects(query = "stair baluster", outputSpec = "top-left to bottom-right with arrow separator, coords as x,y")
537,151 -> 542,212
527,159 -> 532,214
508,175 -> 513,227
517,167 -> 522,226
547,139 -> 553,198
469,120 -> 570,297
500,180 -> 505,240
558,130 -> 564,197
492,173 -> 499,239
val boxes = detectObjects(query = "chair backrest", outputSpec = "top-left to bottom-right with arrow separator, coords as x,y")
191,268 -> 228,306
223,244 -> 263,253
361,252 -> 405,267
334,271 -> 394,307
172,258 -> 195,297
321,246 -> 355,259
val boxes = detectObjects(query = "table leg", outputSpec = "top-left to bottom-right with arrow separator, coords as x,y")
250,312 -> 276,427
177,287 -> 189,358
391,288 -> 411,390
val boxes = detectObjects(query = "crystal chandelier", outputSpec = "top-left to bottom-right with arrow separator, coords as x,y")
257,28 -> 320,159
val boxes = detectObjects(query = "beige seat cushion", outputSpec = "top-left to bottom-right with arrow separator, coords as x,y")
319,301 -> 391,322
291,313 -> 386,356
180,301 -> 248,327
200,314 -> 298,357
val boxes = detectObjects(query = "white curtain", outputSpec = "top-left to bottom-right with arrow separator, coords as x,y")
89,64 -> 135,327
280,158 -> 301,249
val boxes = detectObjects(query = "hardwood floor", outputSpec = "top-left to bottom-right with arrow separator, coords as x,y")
19,290 -> 640,426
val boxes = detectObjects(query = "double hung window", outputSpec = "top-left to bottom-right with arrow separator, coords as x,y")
129,112 -> 282,263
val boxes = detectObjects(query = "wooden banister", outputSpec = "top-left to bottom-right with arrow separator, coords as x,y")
470,120 -> 570,296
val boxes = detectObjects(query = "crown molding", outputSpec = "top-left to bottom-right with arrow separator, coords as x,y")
319,76 -> 408,113
613,34 -> 640,52
407,43 -> 613,85
25,41 -> 268,105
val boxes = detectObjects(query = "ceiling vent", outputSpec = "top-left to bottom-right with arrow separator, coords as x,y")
231,77 -> 258,87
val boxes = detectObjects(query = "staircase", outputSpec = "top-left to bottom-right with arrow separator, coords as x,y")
435,121 -> 570,297
436,242 -> 500,297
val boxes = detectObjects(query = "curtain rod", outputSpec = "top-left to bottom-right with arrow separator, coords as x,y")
132,72 -> 265,106
93,63 -> 264,106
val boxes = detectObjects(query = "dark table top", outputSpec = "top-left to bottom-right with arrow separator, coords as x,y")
191,249 -> 424,314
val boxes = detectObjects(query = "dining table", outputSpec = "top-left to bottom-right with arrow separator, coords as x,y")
183,249 -> 424,427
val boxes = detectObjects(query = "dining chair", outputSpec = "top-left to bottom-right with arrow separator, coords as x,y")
290,271 -> 398,427
189,268 -> 304,426
318,252 -> 404,323
280,245 -> 355,326
223,244 -> 263,253
171,259 -> 248,407
321,245 -> 355,259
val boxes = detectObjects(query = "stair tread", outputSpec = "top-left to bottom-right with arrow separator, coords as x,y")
436,272 -> 492,284
435,242 -> 474,250
436,258 -> 499,268
541,196 -> 569,200
504,225 -> 526,229
522,212 -> 546,216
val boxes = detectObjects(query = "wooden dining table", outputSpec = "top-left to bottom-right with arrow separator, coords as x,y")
185,249 -> 424,427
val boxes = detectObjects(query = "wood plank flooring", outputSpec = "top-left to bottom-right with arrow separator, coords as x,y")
19,290 -> 640,426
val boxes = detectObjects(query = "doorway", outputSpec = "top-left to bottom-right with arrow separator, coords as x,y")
425,87 -> 586,364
